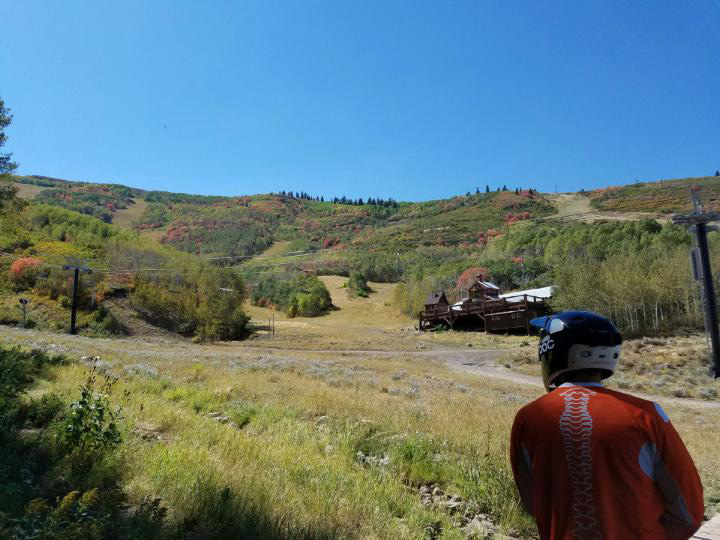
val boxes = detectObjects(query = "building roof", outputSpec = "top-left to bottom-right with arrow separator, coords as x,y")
499,285 -> 554,301
425,291 -> 448,305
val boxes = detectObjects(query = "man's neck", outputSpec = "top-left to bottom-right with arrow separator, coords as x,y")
562,371 -> 603,384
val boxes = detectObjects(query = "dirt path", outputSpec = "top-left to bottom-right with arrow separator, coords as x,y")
2,324 -> 716,411
546,193 -> 670,223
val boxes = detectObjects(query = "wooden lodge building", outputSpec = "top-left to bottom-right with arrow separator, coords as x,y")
419,277 -> 552,334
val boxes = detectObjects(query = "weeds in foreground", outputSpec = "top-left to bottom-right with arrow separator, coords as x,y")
62,368 -> 124,471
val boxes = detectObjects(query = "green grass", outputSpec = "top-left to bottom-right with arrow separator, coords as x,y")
589,176 -> 720,213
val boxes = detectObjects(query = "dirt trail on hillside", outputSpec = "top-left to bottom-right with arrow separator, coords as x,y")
547,193 -> 670,223
2,323 -> 715,410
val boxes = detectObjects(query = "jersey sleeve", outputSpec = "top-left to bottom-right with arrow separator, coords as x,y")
510,409 -> 534,515
651,403 -> 704,540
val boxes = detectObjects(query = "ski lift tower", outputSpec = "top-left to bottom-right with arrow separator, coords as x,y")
672,187 -> 720,377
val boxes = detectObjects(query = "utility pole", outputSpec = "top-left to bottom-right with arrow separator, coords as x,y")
673,187 -> 720,377
63,264 -> 92,335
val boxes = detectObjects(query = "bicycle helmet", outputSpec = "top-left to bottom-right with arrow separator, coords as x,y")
530,310 -> 622,391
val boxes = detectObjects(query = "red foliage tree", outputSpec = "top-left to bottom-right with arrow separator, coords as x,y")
456,266 -> 488,296
9,257 -> 42,290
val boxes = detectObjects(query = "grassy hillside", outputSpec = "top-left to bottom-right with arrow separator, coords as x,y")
0,186 -> 249,341
589,175 -> 720,213
13,175 -> 553,257
13,172 -> 720,337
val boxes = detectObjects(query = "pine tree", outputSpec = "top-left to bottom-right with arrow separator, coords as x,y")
485,185 -> 490,193
502,185 -> 507,191
0,96 -> 17,176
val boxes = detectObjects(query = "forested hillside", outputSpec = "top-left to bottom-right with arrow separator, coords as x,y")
0,182 -> 249,341
11,173 -> 720,336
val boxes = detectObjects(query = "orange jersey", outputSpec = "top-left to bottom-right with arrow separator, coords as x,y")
510,382 -> 703,540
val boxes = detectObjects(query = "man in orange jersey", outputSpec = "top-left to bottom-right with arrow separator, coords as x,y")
511,311 -> 704,539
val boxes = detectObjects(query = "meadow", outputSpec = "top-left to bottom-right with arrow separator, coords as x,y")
3,277 -> 720,539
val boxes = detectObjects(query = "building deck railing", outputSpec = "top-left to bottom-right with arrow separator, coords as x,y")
419,294 -> 549,333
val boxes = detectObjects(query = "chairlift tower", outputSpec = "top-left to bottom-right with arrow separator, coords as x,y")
672,187 -> 720,377
63,260 -> 92,335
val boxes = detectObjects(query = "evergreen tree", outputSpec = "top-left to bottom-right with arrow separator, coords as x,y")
0,96 -> 18,205
485,185 -> 490,193
0,96 -> 17,176
476,187 -> 480,194
716,171 -> 719,177
515,188 -> 519,194
502,185 -> 507,191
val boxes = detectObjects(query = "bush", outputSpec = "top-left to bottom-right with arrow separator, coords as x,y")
8,257 -> 42,291
62,368 -> 123,467
0,347 -> 65,437
194,269 -> 249,341
346,271 -> 370,298
251,274 -> 332,317
131,265 -> 248,341
20,392 -> 65,428
89,305 -> 127,335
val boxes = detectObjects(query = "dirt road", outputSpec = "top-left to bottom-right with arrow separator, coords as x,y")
4,325 -> 716,411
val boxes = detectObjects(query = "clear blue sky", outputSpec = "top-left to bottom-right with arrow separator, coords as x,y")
2,1 -> 719,201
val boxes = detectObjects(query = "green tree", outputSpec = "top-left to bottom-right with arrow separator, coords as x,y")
194,268 -> 249,341
0,96 -> 18,206
346,271 -> 371,297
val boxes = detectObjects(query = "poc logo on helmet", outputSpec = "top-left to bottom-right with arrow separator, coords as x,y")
539,337 -> 555,355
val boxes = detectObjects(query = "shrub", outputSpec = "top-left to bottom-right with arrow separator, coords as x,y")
0,347 -> 65,437
62,369 -> 123,467
251,274 -> 332,317
21,392 -> 65,428
194,269 -> 249,341
391,436 -> 445,487
9,257 -> 42,291
346,271 -> 370,298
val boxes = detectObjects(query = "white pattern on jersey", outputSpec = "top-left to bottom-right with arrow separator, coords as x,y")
559,387 -> 601,540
